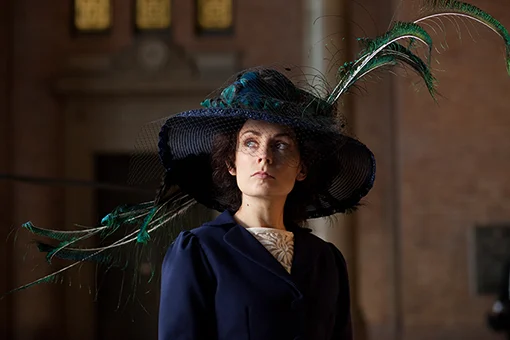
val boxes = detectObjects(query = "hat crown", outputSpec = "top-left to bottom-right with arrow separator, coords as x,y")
200,68 -> 334,118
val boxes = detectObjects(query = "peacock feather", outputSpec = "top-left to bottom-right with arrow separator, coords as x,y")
327,21 -> 433,104
416,0 -> 510,74
328,0 -> 510,105
3,187 -> 200,298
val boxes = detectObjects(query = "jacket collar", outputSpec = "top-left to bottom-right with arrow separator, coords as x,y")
209,210 -> 316,297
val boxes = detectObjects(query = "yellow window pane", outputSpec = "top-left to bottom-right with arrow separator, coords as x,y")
197,0 -> 233,30
74,0 -> 112,31
136,0 -> 171,30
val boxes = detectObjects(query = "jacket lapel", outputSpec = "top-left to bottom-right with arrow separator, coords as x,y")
289,229 -> 317,292
224,225 -> 301,293
210,211 -> 315,297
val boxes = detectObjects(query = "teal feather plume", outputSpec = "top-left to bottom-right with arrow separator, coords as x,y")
37,242 -> 116,265
327,21 -> 433,104
99,202 -> 154,236
358,22 -> 433,59
415,0 -> 510,75
22,221 -> 107,242
18,201 -> 157,265
136,206 -> 158,243
327,1 -> 509,107
2,186 -> 201,298
377,43 -> 437,96
339,42 -> 437,98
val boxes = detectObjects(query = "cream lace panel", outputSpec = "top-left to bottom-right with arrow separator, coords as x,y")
245,228 -> 294,274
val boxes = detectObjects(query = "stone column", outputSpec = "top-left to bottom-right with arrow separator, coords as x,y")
303,0 -> 366,339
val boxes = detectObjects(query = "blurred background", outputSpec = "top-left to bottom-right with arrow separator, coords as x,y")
1,0 -> 510,339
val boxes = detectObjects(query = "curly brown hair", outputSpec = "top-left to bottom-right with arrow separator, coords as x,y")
210,120 -> 337,228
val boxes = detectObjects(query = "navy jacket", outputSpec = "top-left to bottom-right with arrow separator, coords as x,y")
158,211 -> 352,340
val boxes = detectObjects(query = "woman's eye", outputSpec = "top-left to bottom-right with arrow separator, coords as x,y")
245,140 -> 258,148
275,142 -> 288,150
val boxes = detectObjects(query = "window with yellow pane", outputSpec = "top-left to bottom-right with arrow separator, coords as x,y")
73,0 -> 234,35
196,0 -> 234,34
73,0 -> 112,33
135,0 -> 171,32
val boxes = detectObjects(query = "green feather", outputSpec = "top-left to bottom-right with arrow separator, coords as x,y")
100,202 -> 153,231
347,42 -> 437,97
327,1 -> 509,107
136,207 -> 158,243
361,22 -> 433,58
416,0 -> 510,74
37,242 -> 116,265
20,202 -> 157,264
22,221 -> 105,242
376,43 -> 437,97
328,21 -> 433,104
2,189 -> 200,300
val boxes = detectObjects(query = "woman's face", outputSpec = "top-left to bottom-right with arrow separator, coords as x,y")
228,119 -> 306,199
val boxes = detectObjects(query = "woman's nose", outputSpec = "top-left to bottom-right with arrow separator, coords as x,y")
257,144 -> 273,165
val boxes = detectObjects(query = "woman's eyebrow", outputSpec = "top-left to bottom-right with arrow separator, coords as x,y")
274,133 -> 292,139
241,130 -> 261,136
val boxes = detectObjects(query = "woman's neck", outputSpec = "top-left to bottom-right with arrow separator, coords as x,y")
234,195 -> 286,230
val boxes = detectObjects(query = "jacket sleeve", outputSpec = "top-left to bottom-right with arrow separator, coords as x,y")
158,231 -> 217,340
329,243 -> 353,340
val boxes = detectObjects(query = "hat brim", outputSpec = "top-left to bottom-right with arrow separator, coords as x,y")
158,108 -> 375,218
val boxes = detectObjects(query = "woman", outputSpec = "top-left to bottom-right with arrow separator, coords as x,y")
159,118 -> 363,339
156,68 -> 375,339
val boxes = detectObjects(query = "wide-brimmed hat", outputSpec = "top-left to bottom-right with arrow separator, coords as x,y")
157,67 -> 376,218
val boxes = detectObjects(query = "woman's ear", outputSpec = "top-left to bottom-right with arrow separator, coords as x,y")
296,163 -> 307,181
296,171 -> 306,181
227,161 -> 236,176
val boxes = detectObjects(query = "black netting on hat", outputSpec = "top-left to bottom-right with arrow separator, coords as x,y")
128,119 -> 167,187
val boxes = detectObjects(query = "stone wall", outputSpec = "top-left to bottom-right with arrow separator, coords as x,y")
354,1 -> 510,339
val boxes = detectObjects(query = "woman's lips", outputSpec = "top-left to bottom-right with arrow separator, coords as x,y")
252,171 -> 274,179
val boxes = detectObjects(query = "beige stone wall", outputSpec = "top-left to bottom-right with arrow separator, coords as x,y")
354,1 -> 510,339
397,1 -> 510,338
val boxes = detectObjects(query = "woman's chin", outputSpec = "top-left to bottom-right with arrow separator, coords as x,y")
243,186 -> 290,199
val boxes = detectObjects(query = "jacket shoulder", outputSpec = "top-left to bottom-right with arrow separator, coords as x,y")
186,220 -> 233,244
299,230 -> 348,263
298,228 -> 334,248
